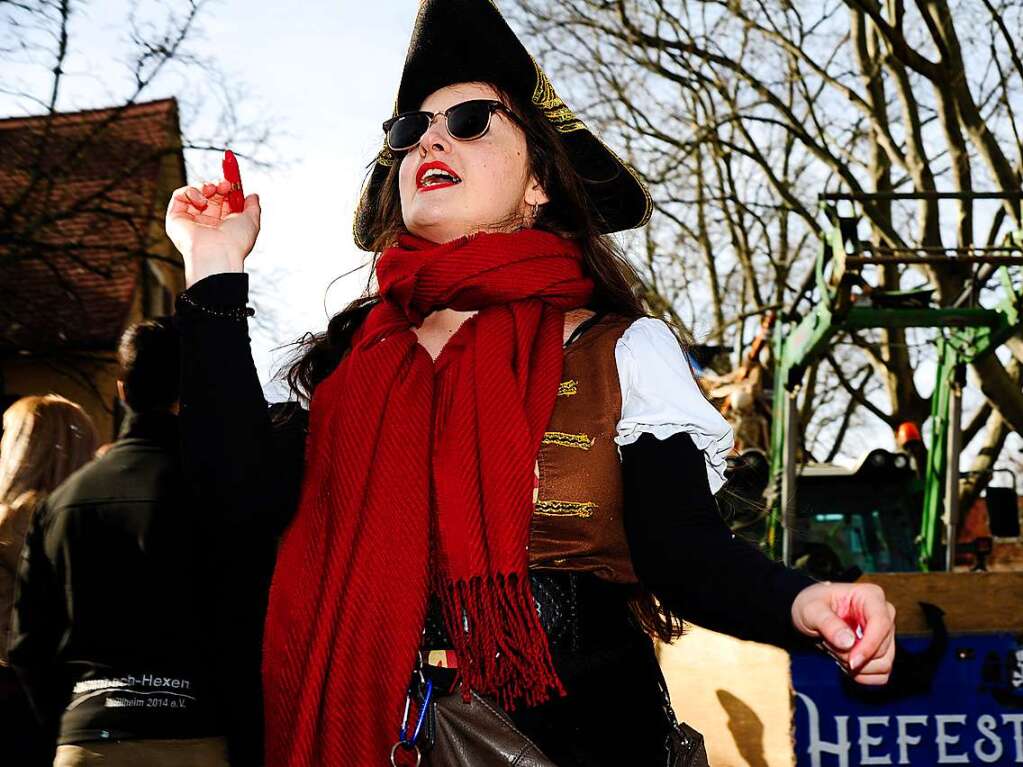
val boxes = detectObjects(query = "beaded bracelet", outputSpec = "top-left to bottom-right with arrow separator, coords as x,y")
178,291 -> 255,321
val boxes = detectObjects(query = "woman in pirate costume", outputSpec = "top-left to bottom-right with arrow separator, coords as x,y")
166,1 -> 896,765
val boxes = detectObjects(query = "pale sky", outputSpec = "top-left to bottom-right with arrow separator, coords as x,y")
193,0 -> 420,395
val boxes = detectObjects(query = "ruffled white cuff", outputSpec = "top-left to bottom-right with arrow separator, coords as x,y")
614,317 -> 734,494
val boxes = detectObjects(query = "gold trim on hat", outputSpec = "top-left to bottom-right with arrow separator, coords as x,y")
590,133 -> 653,228
531,58 -> 585,135
376,145 -> 395,168
529,57 -> 652,226
376,93 -> 401,168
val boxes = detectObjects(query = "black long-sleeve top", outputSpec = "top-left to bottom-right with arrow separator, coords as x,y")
622,430 -> 815,646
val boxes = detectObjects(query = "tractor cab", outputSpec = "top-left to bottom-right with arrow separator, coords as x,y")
794,448 -> 920,578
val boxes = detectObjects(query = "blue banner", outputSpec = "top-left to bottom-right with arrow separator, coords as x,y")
791,634 -> 1023,766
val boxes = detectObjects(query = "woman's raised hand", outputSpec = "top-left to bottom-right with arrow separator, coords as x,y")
165,179 -> 261,287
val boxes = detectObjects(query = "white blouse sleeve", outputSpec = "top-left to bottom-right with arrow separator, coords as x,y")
614,317 -> 734,494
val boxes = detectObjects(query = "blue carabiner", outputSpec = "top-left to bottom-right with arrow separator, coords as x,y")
398,679 -> 433,747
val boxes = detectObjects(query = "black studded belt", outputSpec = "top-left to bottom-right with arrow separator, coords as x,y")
421,570 -> 642,661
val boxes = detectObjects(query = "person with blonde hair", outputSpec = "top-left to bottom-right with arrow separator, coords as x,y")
0,394 -> 97,658
1,394 -> 97,765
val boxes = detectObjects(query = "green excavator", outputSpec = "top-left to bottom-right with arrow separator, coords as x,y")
764,191 -> 1023,576
675,191 -> 1023,766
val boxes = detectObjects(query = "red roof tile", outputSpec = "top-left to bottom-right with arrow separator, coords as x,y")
0,98 -> 185,351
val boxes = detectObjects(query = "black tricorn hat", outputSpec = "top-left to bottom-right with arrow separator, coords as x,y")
352,0 -> 652,250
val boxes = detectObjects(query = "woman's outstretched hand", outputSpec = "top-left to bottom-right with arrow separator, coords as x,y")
791,581 -> 896,685
165,179 -> 261,287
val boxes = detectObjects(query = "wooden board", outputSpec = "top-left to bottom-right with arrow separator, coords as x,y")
859,571 -> 1023,635
659,626 -> 796,767
658,572 -> 1023,765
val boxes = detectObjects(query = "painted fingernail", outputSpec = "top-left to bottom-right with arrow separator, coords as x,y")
850,653 -> 862,669
837,630 -> 855,649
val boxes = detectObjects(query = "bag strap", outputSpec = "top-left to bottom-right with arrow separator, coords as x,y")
650,644 -> 708,767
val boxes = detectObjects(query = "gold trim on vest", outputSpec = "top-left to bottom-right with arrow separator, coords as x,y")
557,380 -> 578,397
534,500 -> 598,518
541,431 -> 594,450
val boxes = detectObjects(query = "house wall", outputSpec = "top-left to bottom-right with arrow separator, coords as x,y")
1,352 -> 121,442
1,143 -> 186,444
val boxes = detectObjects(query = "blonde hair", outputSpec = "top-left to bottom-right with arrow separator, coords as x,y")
0,394 -> 98,512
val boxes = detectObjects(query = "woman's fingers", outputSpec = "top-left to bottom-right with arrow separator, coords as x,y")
187,179 -> 238,222
169,183 -> 235,214
850,671 -> 891,686
805,599 -> 857,653
168,183 -> 234,232
826,638 -> 894,682
168,185 -> 203,221
185,186 -> 209,209
853,631 -> 895,672
166,179 -> 257,246
824,615 -> 895,684
853,654 -> 893,677
850,641 -> 896,684
199,179 -> 232,198
848,587 -> 894,669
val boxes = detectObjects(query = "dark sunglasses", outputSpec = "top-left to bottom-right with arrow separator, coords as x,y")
382,99 -> 522,153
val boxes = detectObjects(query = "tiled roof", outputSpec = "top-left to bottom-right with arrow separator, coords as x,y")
0,98 -> 184,351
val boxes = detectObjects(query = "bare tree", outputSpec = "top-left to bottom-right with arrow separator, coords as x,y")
0,0 -> 281,406
511,0 -> 1023,506
0,0 -> 280,311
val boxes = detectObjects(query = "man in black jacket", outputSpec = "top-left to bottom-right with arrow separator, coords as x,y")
8,319 -> 231,766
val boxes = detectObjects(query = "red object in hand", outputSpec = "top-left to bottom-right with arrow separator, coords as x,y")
222,149 -> 245,213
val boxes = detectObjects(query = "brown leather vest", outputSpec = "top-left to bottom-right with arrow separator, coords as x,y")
528,314 -> 638,584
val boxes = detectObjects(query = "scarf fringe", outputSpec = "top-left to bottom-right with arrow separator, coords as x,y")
439,572 -> 566,711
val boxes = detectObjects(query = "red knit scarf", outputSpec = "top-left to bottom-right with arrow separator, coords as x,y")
262,229 -> 594,766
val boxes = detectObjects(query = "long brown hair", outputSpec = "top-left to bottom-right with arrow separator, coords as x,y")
284,81 -> 647,401
0,394 -> 98,517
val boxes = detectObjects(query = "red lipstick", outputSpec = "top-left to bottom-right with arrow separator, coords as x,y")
416,160 -> 462,192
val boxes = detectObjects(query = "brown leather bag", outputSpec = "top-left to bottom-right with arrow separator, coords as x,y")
390,669 -> 556,767
392,674 -> 709,767
425,687 -> 557,767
